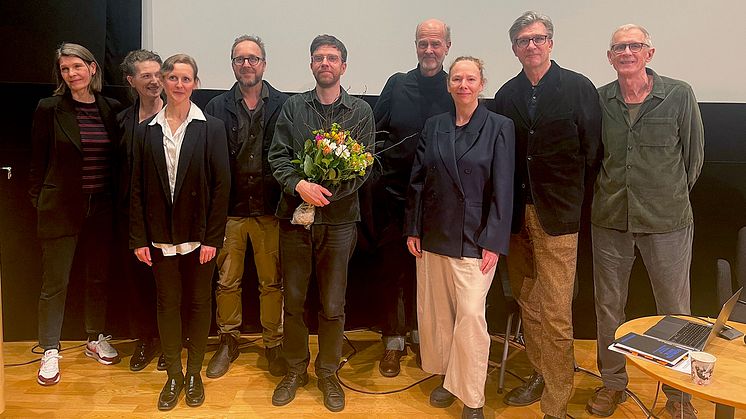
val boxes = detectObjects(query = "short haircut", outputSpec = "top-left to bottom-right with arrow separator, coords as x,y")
508,11 -> 554,43
310,34 -> 347,62
610,24 -> 653,48
53,42 -> 103,96
160,53 -> 200,85
231,35 -> 266,59
120,49 -> 162,80
415,20 -> 451,43
449,56 -> 487,86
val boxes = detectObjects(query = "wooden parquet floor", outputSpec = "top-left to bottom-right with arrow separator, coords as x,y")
1,331 -> 740,418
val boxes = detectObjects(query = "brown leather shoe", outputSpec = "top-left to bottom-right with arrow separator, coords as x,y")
586,386 -> 627,417
665,400 -> 698,419
379,349 -> 406,377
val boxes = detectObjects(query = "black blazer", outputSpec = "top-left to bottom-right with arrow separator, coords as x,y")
493,61 -> 602,236
129,110 -> 231,250
28,93 -> 121,239
404,104 -> 515,258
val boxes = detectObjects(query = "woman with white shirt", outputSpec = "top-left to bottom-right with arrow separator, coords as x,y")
129,53 -> 230,411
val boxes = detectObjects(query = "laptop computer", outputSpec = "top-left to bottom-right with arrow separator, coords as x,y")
643,287 -> 743,351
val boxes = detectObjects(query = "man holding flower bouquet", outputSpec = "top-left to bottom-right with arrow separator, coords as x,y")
268,34 -> 374,413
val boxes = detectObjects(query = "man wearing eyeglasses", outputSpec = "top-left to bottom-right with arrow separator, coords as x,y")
493,11 -> 602,419
588,24 -> 704,419
204,35 -> 289,379
268,34 -> 374,413
369,18 -> 453,379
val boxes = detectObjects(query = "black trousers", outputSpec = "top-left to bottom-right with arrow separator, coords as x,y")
378,238 -> 417,341
151,247 -> 215,379
279,220 -> 356,378
116,217 -> 158,340
38,193 -> 112,349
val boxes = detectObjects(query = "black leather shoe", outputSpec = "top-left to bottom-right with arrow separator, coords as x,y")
430,382 -> 456,408
157,375 -> 184,411
379,348 -> 406,377
266,345 -> 288,377
462,406 -> 484,419
317,375 -> 345,412
129,339 -> 158,372
157,353 -> 166,371
184,372 -> 205,407
503,372 -> 544,406
272,370 -> 309,406
206,334 -> 239,378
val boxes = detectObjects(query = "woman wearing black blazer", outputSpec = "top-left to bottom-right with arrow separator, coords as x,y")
129,54 -> 230,410
29,43 -> 122,387
404,57 -> 515,419
116,49 -> 164,372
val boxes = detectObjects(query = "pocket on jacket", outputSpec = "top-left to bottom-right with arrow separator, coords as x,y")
638,117 -> 678,147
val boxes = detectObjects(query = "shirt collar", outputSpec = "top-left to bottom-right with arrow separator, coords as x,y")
233,81 -> 269,104
309,87 -> 354,110
149,101 -> 206,126
605,67 -> 665,102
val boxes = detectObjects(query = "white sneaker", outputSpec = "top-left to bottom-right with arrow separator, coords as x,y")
85,334 -> 120,365
38,349 -> 61,386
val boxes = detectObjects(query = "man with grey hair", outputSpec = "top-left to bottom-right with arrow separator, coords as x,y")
204,34 -> 288,379
587,24 -> 703,419
493,11 -> 601,419
370,17 -> 453,379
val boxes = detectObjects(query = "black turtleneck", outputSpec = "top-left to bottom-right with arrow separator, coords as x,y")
373,65 -> 454,201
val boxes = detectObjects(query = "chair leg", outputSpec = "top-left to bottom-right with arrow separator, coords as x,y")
498,312 -> 514,394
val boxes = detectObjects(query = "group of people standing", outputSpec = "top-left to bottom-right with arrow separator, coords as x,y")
28,9 -> 703,419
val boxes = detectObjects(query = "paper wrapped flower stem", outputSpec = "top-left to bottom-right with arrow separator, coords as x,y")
291,202 -> 316,229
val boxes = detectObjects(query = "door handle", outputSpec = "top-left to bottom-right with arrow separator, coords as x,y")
1,166 -> 11,179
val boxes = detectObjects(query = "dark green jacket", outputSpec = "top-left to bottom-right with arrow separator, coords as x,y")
592,68 -> 704,233
268,88 -> 375,224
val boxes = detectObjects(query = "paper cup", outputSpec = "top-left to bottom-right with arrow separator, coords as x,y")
690,351 -> 716,385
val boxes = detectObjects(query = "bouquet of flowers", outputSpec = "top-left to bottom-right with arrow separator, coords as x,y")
290,122 -> 374,226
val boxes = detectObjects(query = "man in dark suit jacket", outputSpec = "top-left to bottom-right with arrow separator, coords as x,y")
203,35 -> 289,379
492,11 -> 602,419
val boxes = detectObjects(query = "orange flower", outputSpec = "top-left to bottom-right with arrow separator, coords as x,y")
323,146 -> 332,155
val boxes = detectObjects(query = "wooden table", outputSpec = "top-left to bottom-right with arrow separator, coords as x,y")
617,316 -> 746,419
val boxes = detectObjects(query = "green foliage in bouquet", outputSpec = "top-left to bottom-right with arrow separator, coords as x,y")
291,122 -> 374,185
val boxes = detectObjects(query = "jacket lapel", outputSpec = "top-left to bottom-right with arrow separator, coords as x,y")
147,124 -> 172,203
173,120 -> 200,201
55,96 -> 82,152
509,87 -> 531,129
458,105 -> 489,159
436,119 -> 464,195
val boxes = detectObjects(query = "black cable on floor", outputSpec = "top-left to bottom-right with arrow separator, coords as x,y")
335,330 -> 438,395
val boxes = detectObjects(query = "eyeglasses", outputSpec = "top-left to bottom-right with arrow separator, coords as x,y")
513,35 -> 550,48
610,42 -> 649,54
311,54 -> 342,64
232,55 -> 265,66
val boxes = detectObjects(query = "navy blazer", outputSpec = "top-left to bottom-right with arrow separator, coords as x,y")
129,111 -> 230,250
28,93 -> 121,239
404,104 -> 515,258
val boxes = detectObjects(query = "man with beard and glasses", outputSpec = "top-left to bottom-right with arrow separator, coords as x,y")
204,35 -> 288,379
268,34 -> 374,413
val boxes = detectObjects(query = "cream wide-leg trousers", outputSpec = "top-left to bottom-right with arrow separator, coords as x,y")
416,250 -> 495,409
